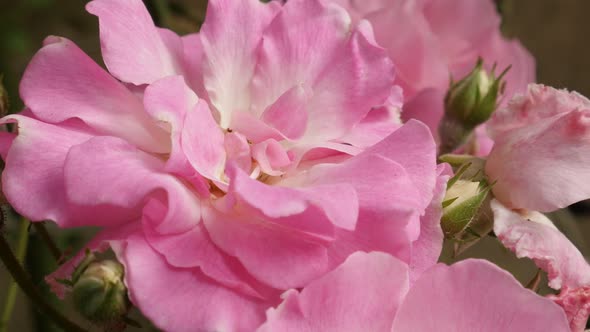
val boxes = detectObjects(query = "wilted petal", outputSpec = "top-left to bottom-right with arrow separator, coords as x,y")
549,286 -> 590,332
491,199 -> 590,290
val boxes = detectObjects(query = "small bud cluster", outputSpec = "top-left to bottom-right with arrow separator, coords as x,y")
438,58 -> 509,154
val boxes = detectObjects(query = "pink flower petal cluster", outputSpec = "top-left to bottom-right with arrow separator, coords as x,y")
0,0 -> 451,330
331,0 -> 535,155
259,252 -> 570,332
485,85 -> 590,331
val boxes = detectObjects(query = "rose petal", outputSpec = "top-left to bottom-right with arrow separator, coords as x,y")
181,100 -> 227,181
391,259 -> 570,332
121,232 -> 268,332
200,0 -> 280,128
20,36 -> 168,152
491,199 -> 590,290
409,163 -> 451,282
1,116 -> 135,227
486,85 -> 590,211
203,205 -> 330,290
86,0 -> 182,84
64,136 -> 201,234
143,75 -> 200,177
258,252 -> 409,332
144,222 -> 272,300
362,119 -> 437,211
252,1 -> 394,142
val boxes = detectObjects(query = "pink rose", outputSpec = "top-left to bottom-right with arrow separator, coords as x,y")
259,251 -> 570,332
485,85 -> 590,331
1,0 -> 443,330
331,0 -> 535,155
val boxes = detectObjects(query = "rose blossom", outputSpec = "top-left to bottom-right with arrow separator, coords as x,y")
259,252 -> 570,332
330,0 -> 536,155
482,84 -> 590,331
0,0 -> 444,330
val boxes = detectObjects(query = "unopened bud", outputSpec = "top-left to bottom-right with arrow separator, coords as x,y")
441,159 -> 493,246
72,260 -> 129,325
439,58 -> 509,154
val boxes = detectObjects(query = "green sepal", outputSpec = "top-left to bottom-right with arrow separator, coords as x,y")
441,185 -> 491,238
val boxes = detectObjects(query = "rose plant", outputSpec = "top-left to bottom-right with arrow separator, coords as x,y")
0,0 -> 588,331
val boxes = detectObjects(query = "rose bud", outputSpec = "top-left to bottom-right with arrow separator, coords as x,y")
72,259 -> 129,325
439,58 -> 508,154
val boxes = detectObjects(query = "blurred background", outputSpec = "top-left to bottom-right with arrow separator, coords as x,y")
0,0 -> 589,331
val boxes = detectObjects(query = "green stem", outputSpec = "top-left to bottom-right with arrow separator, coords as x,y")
0,226 -> 86,332
32,222 -> 62,262
0,217 -> 29,331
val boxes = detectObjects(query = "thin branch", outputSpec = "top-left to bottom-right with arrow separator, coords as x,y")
32,222 -> 62,262
0,217 -> 29,331
0,231 -> 87,332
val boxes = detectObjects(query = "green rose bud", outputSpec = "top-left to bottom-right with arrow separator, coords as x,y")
441,179 -> 491,238
438,58 -> 509,154
440,159 -> 494,255
441,159 -> 491,235
72,259 -> 129,325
